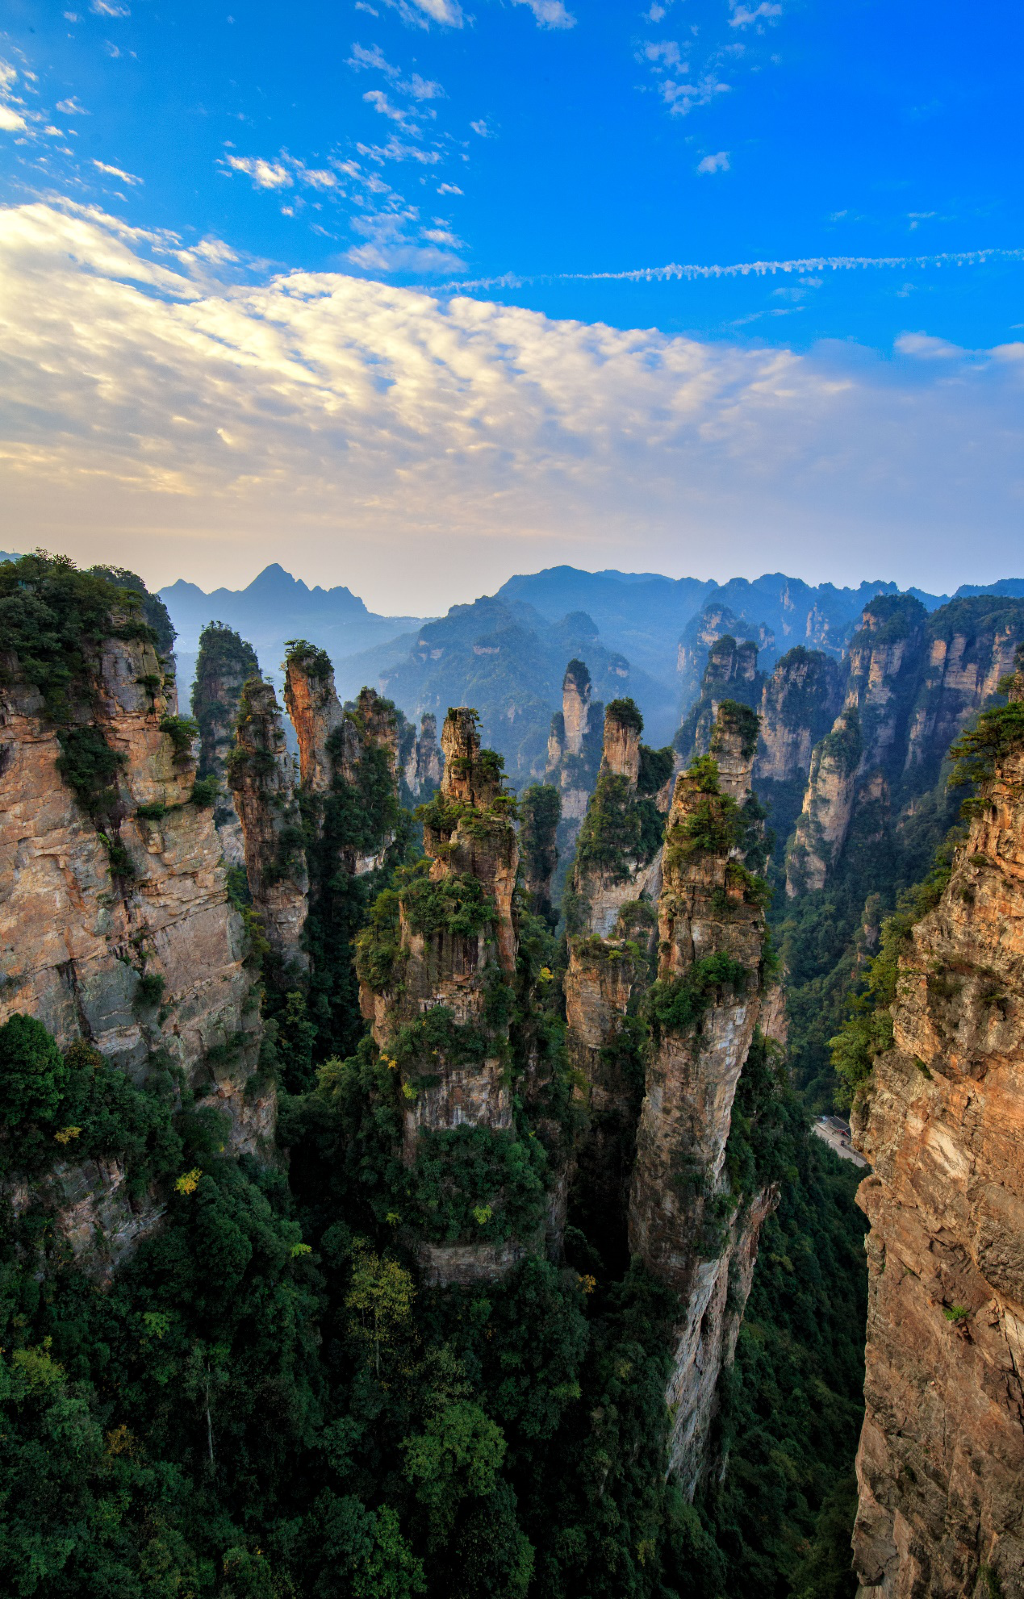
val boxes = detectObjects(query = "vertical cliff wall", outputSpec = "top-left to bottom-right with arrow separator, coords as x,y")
628,714 -> 771,1492
545,658 -> 605,881
356,708 -> 544,1285
229,675 -> 309,976
402,711 -> 442,800
192,620 -> 260,865
785,707 -> 864,896
0,557 -> 269,1268
676,634 -> 762,764
518,782 -> 560,926
851,686 -> 1024,1597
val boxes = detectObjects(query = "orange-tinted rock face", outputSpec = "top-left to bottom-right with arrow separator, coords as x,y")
229,676 -> 308,973
0,638 -> 268,1270
851,737 -> 1024,1597
284,655 -> 345,794
628,738 -> 769,1488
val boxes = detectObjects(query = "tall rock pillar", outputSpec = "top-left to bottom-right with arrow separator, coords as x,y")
628,711 -> 772,1493
564,698 -> 673,1262
192,621 -> 260,864
357,708 -> 540,1286
229,676 -> 308,977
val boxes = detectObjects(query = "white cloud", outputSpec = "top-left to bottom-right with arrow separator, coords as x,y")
0,104 -> 27,133
224,154 -> 293,189
437,183 -> 463,195
56,96 -> 90,114
363,88 -> 422,132
348,44 -> 444,99
357,136 -> 442,165
405,0 -> 463,24
512,0 -> 576,27
660,76 -> 728,115
0,58 -> 17,95
2,201 -> 1023,612
470,119 -> 491,137
641,40 -> 682,68
894,333 -> 965,360
93,158 -> 143,185
696,150 -> 730,174
729,2 -> 781,24
91,0 -> 130,13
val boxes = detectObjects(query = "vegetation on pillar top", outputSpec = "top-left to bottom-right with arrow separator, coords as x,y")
603,696 -> 644,734
194,620 -> 259,685
284,638 -> 334,680
851,591 -> 927,647
564,657 -> 591,693
711,699 -> 760,761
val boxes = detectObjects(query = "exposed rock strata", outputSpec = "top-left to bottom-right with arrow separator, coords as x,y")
754,646 -> 844,786
1,630 -> 268,1269
785,707 -> 863,897
358,708 -> 526,1284
851,719 -> 1024,1597
192,621 -> 259,865
403,712 -> 442,799
229,676 -> 308,974
628,717 -> 770,1490
677,635 -> 762,764
545,658 -> 604,839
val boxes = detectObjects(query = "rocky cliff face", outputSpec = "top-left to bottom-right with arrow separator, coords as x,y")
904,597 -> 1024,786
628,717 -> 771,1491
779,595 -> 1024,901
0,566 -> 269,1270
228,676 -> 308,975
785,707 -> 864,896
402,711 -> 441,799
192,621 -> 259,865
357,708 -> 532,1285
754,646 -> 844,785
565,700 -> 669,939
851,699 -> 1024,1597
676,634 -> 762,768
546,658 -> 603,825
677,606 -> 774,713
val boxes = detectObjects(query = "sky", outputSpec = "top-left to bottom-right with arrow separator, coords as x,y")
0,0 -> 1022,613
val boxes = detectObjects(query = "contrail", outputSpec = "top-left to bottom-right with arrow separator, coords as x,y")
440,247 -> 1024,294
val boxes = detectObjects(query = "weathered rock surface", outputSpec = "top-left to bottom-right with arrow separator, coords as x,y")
851,729 -> 1024,1597
628,716 -> 770,1490
359,708 -> 524,1284
785,707 -> 863,896
754,646 -> 844,785
546,658 -> 603,830
229,676 -> 308,973
403,712 -> 442,798
192,621 -> 259,865
0,633 -> 269,1269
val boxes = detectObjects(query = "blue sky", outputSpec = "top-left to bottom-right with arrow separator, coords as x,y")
0,0 -> 1022,608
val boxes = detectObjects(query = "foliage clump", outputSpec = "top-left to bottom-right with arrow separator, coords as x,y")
647,953 -> 749,1037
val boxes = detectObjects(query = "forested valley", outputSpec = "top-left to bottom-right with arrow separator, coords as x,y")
2,553 -> 1021,1599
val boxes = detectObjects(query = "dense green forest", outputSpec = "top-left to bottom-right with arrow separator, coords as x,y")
0,557 -> 870,1599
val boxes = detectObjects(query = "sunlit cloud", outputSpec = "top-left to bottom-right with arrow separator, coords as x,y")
1,201 -> 1022,610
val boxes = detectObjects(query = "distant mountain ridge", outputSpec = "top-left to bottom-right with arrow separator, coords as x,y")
147,560 -> 1024,782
